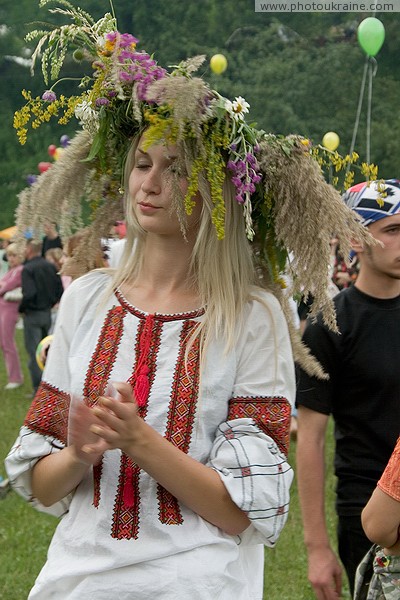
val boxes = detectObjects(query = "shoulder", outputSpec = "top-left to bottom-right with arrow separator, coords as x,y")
62,270 -> 111,302
247,288 -> 286,322
242,288 -> 289,339
56,270 -> 112,325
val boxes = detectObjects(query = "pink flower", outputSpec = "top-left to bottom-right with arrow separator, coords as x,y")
42,90 -> 56,102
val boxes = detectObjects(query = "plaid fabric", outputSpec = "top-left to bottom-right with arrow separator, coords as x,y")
354,545 -> 400,600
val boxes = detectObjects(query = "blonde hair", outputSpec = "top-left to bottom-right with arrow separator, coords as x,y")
45,247 -> 63,271
62,229 -> 105,280
6,242 -> 25,261
110,135 -> 259,359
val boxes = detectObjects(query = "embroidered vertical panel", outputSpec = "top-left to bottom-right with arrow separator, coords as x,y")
157,320 -> 201,525
82,305 -> 126,507
24,381 -> 70,444
112,315 -> 163,539
83,305 -> 126,406
227,396 -> 291,456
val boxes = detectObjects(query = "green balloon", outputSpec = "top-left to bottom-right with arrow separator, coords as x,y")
357,17 -> 385,57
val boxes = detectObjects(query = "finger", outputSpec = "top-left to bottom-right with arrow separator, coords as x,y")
98,396 -> 136,420
89,423 -> 118,441
333,571 -> 342,596
82,439 -> 110,455
93,403 -> 120,426
111,381 -> 135,403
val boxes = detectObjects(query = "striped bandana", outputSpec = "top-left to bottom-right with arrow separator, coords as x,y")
343,179 -> 400,227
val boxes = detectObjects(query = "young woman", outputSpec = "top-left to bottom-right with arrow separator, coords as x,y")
0,242 -> 24,389
6,133 -> 295,599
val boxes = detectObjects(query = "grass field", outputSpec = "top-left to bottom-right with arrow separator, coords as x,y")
0,330 -> 351,599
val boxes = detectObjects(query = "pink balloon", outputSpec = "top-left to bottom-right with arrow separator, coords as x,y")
38,161 -> 52,173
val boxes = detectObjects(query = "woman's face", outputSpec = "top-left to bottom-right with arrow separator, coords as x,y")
129,139 -> 202,238
6,251 -> 23,268
60,249 -> 80,280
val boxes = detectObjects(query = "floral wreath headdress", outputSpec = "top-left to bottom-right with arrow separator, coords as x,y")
14,0 -> 375,376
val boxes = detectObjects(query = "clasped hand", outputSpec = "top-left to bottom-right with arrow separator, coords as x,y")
69,382 -> 140,465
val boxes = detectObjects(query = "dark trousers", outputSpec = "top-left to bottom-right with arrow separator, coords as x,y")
23,310 -> 51,393
337,514 -> 373,597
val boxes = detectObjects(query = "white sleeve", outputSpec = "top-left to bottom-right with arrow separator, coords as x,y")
4,271 -> 111,515
208,292 -> 295,547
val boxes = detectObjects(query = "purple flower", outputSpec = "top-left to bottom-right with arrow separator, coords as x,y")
230,143 -> 237,152
231,176 -> 242,188
42,90 -> 56,102
95,97 -> 110,107
92,60 -> 106,70
227,160 -> 236,171
235,160 -> 246,173
119,71 -> 134,83
246,153 -> 256,167
106,32 -> 139,48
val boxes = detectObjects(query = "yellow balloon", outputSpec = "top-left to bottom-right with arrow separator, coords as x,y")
322,131 -> 340,152
53,147 -> 64,161
210,54 -> 228,75
35,335 -> 53,371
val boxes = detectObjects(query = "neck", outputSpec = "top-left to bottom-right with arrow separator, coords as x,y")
122,234 -> 200,313
355,269 -> 400,299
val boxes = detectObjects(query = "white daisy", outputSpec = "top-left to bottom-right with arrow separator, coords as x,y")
231,96 -> 250,121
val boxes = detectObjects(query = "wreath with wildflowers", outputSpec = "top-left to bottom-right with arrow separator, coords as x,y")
14,0 -> 377,374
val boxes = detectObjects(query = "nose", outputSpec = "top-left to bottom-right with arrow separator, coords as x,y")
141,168 -> 162,195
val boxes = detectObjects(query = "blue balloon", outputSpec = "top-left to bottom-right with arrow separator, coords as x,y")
60,134 -> 70,148
26,174 -> 37,185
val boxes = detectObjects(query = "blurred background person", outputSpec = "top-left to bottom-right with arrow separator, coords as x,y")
0,238 -> 10,278
0,242 -> 25,390
45,247 -> 72,290
19,239 -> 63,395
60,230 -> 106,282
41,220 -> 62,257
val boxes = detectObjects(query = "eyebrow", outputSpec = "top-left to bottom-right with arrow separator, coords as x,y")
380,223 -> 400,231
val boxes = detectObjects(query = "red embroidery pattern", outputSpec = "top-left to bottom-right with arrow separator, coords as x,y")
111,316 -> 163,540
157,320 -> 201,525
24,381 -> 70,444
128,316 -> 162,412
112,455 -> 141,539
92,461 -> 103,508
82,305 -> 125,507
83,305 -> 126,407
228,396 -> 291,456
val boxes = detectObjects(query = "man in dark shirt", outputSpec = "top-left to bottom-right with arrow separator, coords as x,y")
41,220 -> 62,257
20,239 -> 63,394
296,179 -> 400,599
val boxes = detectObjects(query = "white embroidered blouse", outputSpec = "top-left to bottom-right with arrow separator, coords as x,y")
6,270 -> 295,600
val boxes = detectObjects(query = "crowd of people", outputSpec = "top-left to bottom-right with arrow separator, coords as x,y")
2,6 -> 400,599
0,221 -> 126,394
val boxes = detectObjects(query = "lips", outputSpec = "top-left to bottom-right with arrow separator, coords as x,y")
138,202 -> 159,209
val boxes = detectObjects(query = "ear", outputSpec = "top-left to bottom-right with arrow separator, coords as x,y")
350,237 -> 364,255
